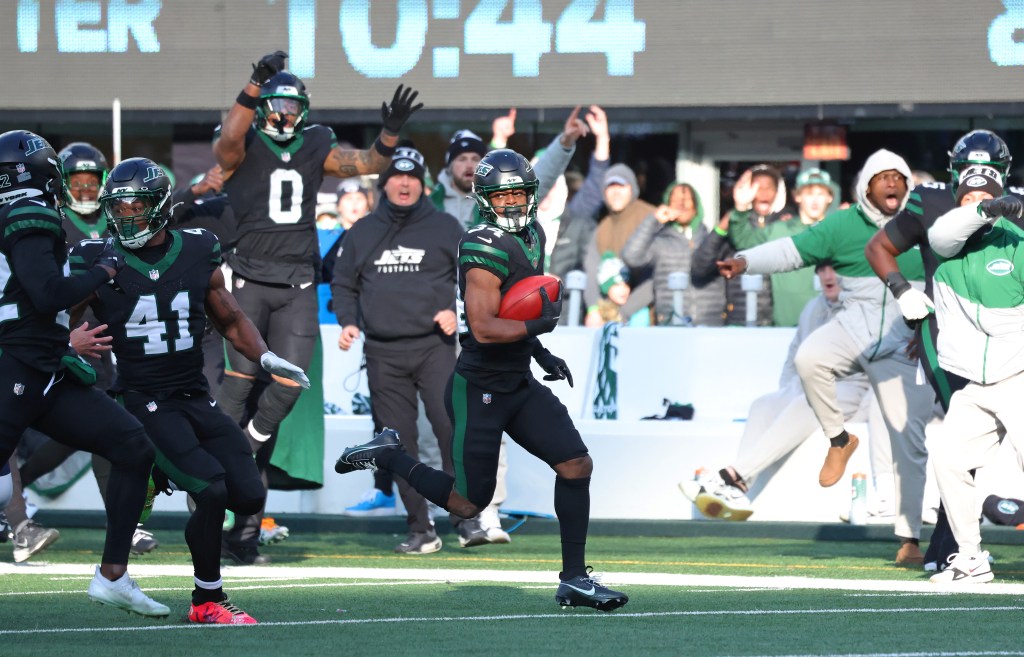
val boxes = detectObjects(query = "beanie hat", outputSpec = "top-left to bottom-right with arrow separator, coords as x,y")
956,165 -> 1003,205
598,251 -> 628,296
336,177 -> 369,198
445,130 -> 488,167
378,146 -> 426,187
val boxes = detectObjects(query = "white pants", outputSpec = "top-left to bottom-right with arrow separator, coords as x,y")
793,320 -> 935,538
931,370 -> 1024,554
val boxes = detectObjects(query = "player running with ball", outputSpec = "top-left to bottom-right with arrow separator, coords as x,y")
334,149 -> 628,611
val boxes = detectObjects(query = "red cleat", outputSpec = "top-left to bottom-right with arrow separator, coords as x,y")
188,598 -> 258,625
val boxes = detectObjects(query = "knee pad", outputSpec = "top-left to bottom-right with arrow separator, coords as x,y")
229,478 -> 267,516
192,478 -> 229,511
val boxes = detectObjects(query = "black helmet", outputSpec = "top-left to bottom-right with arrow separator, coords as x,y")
0,130 -> 64,207
100,157 -> 172,249
470,149 -> 539,232
58,142 -> 108,215
256,71 -> 310,142
949,130 -> 1012,192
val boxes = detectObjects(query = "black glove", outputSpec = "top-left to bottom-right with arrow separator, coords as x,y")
250,50 -> 288,86
535,349 -> 573,387
980,195 -> 1024,221
380,84 -> 423,135
96,238 -> 125,277
525,285 -> 562,337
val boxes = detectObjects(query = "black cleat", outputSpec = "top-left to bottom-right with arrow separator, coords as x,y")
555,568 -> 629,612
334,427 -> 404,474
221,544 -> 270,566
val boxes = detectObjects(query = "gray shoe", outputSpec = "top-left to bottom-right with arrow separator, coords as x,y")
457,515 -> 510,548
13,521 -> 60,563
394,531 -> 442,554
130,527 -> 159,555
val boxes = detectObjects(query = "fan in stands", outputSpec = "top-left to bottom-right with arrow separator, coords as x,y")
498,275 -> 562,321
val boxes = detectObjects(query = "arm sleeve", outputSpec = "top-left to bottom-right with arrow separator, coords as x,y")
928,203 -> 992,258
330,233 -> 362,327
736,236 -> 805,274
11,235 -> 109,313
621,214 -> 659,268
564,154 -> 610,219
170,185 -> 198,223
534,136 -> 575,201
884,196 -> 926,253
690,230 -> 730,288
727,210 -> 764,250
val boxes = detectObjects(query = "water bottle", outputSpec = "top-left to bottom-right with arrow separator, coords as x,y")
849,472 -> 868,525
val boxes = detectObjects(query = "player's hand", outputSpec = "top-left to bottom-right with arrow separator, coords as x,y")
980,195 -> 1024,222
717,257 -> 748,279
525,285 -> 562,337
433,309 -> 457,336
70,322 -> 112,358
559,105 -> 590,148
491,108 -> 516,148
250,50 -> 288,86
732,169 -> 759,212
895,287 -> 934,322
381,84 -> 423,135
260,351 -> 311,389
535,350 -> 573,387
338,325 -> 361,351
191,165 -> 224,196
96,237 -> 125,279
584,105 -> 609,142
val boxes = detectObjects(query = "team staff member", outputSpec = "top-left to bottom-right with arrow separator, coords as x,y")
0,130 -> 166,617
71,157 -> 309,623
332,147 -> 464,554
335,149 -> 628,611
212,50 -> 422,563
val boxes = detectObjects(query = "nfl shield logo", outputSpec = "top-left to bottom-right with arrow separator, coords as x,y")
149,269 -> 160,281
482,393 -> 492,405
146,401 -> 157,412
13,383 -> 24,396
15,164 -> 25,174
281,152 -> 291,163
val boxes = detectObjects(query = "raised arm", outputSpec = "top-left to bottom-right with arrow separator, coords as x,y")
323,85 -> 423,179
213,51 -> 289,175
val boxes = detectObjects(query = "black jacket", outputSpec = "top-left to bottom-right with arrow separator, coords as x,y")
331,197 -> 464,344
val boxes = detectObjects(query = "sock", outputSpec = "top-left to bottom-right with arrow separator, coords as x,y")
898,536 -> 920,547
406,463 -> 456,509
192,577 -> 226,605
555,476 -> 590,581
252,382 -> 303,436
829,430 -> 850,448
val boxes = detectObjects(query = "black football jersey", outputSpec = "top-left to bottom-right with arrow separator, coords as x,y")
456,221 -> 546,388
886,182 -> 1024,298
0,198 -> 74,371
70,229 -> 221,394
63,207 -> 106,242
222,124 -> 336,286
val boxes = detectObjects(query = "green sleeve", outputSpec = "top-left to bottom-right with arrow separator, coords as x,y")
727,210 -> 765,250
789,216 -> 836,267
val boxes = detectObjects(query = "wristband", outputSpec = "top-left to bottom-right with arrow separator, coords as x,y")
236,91 -> 258,110
373,136 -> 396,157
885,271 -> 912,299
714,226 -> 728,237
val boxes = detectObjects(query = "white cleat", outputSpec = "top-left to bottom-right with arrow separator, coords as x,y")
87,565 -> 170,617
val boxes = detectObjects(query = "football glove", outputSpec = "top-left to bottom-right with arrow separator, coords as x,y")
96,237 -> 126,277
250,50 -> 288,86
980,195 -> 1024,222
895,287 -> 934,322
260,351 -> 311,389
380,84 -> 423,135
525,285 -> 562,337
535,349 -> 573,387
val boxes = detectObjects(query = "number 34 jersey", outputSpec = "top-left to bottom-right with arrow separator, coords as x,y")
70,229 -> 222,395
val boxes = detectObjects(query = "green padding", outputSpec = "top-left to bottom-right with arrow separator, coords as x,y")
270,334 -> 325,489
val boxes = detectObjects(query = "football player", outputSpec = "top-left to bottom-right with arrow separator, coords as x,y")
864,130 -> 1015,570
212,51 -> 421,564
70,158 -> 309,624
335,149 -> 629,612
0,130 -> 168,617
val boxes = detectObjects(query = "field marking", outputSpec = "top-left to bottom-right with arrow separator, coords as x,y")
5,579 -> 447,596
2,607 -> 1024,637
5,562 -> 1024,595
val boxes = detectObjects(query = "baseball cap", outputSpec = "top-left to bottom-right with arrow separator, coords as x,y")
378,146 -> 426,187
604,175 -> 630,188
795,168 -> 833,191
445,130 -> 488,167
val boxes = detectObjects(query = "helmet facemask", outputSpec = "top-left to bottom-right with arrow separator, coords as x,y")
257,95 -> 309,142
66,171 -> 105,215
474,180 -> 540,232
102,188 -> 169,249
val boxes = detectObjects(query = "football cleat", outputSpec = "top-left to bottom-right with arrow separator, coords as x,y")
259,516 -> 289,545
12,521 -> 60,563
679,471 -> 752,521
334,427 -> 403,474
221,544 -> 271,566
189,598 -> 257,625
87,565 -> 170,617
555,567 -> 628,612
930,551 -> 994,584
131,526 -> 159,555
394,531 -> 442,554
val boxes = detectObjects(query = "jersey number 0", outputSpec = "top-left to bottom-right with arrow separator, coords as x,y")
268,169 -> 304,224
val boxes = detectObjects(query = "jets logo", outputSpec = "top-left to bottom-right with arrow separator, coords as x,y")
373,245 -> 426,272
987,259 -> 1014,276
143,166 -> 164,183
23,138 -> 48,156
475,161 -> 494,177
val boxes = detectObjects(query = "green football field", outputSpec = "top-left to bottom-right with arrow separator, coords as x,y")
4,520 -> 1024,657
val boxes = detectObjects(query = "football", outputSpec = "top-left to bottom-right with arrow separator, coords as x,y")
498,275 -> 561,321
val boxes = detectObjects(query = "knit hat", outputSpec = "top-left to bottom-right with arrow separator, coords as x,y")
795,168 -> 834,192
956,165 -> 1003,205
598,252 -> 628,296
445,130 -> 488,167
378,146 -> 426,187
336,177 -> 369,198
